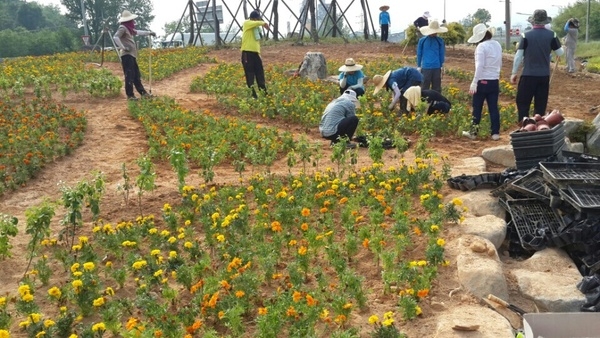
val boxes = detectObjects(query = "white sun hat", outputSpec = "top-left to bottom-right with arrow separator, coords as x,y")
118,10 -> 138,23
420,19 -> 448,36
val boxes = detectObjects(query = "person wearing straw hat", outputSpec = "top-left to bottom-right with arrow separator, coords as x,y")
417,19 -> 447,93
404,85 -> 452,115
372,66 -> 423,113
379,5 -> 391,42
511,9 -> 564,123
241,10 -> 270,99
462,23 -> 502,141
563,18 -> 580,73
338,58 -> 365,96
319,89 -> 360,149
113,10 -> 156,101
414,11 -> 431,39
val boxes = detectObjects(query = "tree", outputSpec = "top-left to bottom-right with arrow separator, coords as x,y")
16,2 -> 46,31
443,22 -> 467,49
472,8 -> 492,25
163,17 -> 191,35
59,0 -> 155,43
552,0 -> 600,41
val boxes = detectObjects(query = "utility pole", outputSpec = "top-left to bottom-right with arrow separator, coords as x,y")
81,0 -> 89,38
586,0 -> 590,43
504,0 -> 511,50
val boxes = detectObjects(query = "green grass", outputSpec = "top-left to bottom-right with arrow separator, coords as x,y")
573,41 -> 600,73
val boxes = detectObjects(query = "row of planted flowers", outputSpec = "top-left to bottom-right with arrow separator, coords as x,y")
1,152 -> 465,337
0,47 -> 216,99
190,58 -> 518,139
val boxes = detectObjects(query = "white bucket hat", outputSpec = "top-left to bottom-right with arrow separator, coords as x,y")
420,19 -> 448,36
423,11 -> 431,18
119,10 -> 138,23
467,23 -> 494,44
338,58 -> 363,72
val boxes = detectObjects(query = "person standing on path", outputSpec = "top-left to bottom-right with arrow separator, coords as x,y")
413,11 -> 431,39
417,19 -> 447,93
511,9 -> 564,123
113,10 -> 156,101
463,24 -> 503,141
241,10 -> 269,99
564,18 -> 580,73
379,5 -> 391,42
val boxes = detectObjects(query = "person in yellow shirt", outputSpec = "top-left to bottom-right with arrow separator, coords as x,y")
241,10 -> 269,98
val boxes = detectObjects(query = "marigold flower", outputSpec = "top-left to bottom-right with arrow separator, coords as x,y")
306,294 -> 317,306
417,289 -> 429,298
301,208 -> 311,217
18,284 -> 31,297
169,251 -> 177,259
258,307 -> 268,315
0,329 -> 9,338
300,223 -> 309,231
286,306 -> 297,317
83,262 -> 95,271
382,318 -> 394,326
29,313 -> 41,323
292,291 -> 302,302
342,303 -> 353,309
235,290 -> 245,298
437,238 -> 446,247
298,246 -> 307,255
368,315 -> 379,325
362,238 -> 369,248
271,221 -> 282,232
0,297 -> 6,307
93,297 -> 105,307
334,314 -> 347,323
416,305 -> 423,315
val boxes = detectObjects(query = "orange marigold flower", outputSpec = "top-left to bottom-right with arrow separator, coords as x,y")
362,238 -> 369,248
258,307 -> 268,315
286,306 -> 297,317
220,280 -> 231,290
218,311 -> 225,319
292,291 -> 302,302
417,289 -> 429,298
339,197 -> 348,204
306,294 -> 318,306
301,208 -> 310,217
208,292 -> 219,308
235,290 -> 245,298
301,223 -> 309,231
271,221 -> 282,232
334,314 -> 347,323
320,207 -> 328,213
413,227 -> 422,236
298,246 -> 307,255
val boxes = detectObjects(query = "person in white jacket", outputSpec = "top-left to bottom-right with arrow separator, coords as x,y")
113,10 -> 156,101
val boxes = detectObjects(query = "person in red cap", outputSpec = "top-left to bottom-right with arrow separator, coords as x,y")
241,10 -> 269,98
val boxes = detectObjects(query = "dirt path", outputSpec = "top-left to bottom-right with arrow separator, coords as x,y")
1,41 -> 598,336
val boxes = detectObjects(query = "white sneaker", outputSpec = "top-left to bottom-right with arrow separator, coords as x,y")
462,131 -> 476,140
491,134 -> 500,141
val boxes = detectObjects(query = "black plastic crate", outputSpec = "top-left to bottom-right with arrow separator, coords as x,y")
505,198 -> 566,250
540,162 -> 600,185
510,129 -> 565,148
568,185 -> 600,208
512,137 -> 565,160
509,170 -> 551,201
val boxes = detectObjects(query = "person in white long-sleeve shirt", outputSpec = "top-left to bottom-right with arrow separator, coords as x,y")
113,10 -> 156,101
462,24 -> 503,141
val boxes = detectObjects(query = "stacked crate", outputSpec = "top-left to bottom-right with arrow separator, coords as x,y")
510,122 -> 565,171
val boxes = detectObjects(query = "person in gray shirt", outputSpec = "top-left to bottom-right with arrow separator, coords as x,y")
564,18 -> 580,73
511,9 -> 564,123
113,10 -> 156,101
319,89 -> 360,148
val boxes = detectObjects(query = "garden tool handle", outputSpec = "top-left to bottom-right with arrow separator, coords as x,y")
487,294 -> 509,307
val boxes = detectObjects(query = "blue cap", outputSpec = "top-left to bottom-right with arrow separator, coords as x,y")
250,10 -> 261,19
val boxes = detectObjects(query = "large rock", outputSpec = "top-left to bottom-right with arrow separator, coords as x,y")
563,117 -> 585,137
435,305 -> 514,337
456,236 -> 509,300
512,248 -> 585,312
450,157 -> 486,177
461,215 -> 506,249
459,190 -> 505,219
482,145 -> 516,168
298,52 -> 328,81
587,113 -> 600,154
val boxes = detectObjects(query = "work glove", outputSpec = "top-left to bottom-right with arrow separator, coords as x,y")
150,32 -> 157,37
469,82 -> 477,95
417,67 -> 422,73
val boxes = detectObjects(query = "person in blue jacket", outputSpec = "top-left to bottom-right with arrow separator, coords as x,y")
372,67 -> 424,113
417,19 -> 447,93
338,58 -> 365,96
379,5 -> 391,42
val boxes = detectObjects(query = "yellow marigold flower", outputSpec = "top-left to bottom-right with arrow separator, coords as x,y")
320,308 -> 330,320
0,297 -> 6,306
160,230 -> 170,237
437,238 -> 446,247
72,271 -> 82,277
162,204 -> 171,212
216,234 -> 225,242
19,321 -> 30,328
235,290 -> 245,298
105,287 -> 115,296
258,307 -> 268,315
451,197 -> 463,206
154,270 -> 163,277
148,228 -> 158,234
416,306 -> 422,315
383,311 -> 394,320
368,315 -> 379,325
298,246 -> 307,255
72,244 -> 82,251
18,284 -> 30,296
105,261 -> 112,268
72,280 -> 83,289
35,331 -> 45,338
382,318 -> 394,326
22,293 -> 34,302
184,241 -> 193,249
167,236 -> 177,244
0,329 -> 9,338
150,249 -> 161,256
60,306 -> 67,313
29,313 -> 41,323
125,317 -> 138,330
169,251 -> 177,259
83,262 -> 95,271
132,260 -> 147,270
69,335 -> 77,338
93,297 -> 105,307
92,322 -> 106,332
430,225 -> 439,232
218,311 -> 225,319
417,260 -> 427,266
342,303 -> 353,309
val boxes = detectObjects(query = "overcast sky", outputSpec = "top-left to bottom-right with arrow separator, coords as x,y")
35,0 -> 574,36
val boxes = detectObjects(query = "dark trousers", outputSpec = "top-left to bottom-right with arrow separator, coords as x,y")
516,75 -> 550,123
339,85 -> 365,97
323,116 -> 359,143
381,24 -> 389,42
241,51 -> 267,98
471,79 -> 500,135
421,68 -> 442,93
121,54 -> 147,98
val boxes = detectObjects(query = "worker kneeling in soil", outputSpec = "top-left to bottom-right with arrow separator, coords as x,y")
403,85 -> 452,115
319,89 -> 360,149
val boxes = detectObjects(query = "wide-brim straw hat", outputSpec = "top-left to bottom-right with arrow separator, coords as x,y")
379,5 -> 390,11
467,23 -> 494,44
420,19 -> 448,35
372,70 -> 391,95
118,10 -> 138,23
338,58 -> 363,72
